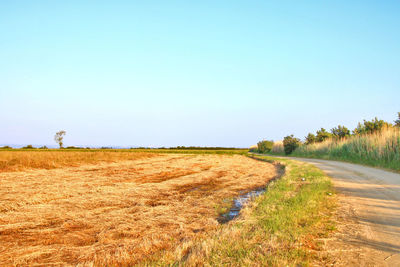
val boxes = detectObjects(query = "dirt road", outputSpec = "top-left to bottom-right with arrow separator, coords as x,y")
289,157 -> 400,266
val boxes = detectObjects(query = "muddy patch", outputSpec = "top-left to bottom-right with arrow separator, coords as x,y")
217,187 -> 266,223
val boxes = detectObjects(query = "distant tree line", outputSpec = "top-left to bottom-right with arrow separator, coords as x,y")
0,145 -> 49,149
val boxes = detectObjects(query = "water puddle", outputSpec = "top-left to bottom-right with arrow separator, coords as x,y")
217,187 -> 266,224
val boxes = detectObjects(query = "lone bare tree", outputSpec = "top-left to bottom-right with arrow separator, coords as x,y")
54,130 -> 66,148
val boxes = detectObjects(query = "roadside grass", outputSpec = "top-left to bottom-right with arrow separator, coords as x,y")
142,155 -> 335,266
0,149 -> 247,172
291,127 -> 400,172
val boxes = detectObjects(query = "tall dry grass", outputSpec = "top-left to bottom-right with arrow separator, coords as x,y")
271,140 -> 285,155
0,151 -> 157,172
292,127 -> 400,171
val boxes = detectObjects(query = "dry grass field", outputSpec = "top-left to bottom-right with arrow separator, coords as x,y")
0,152 -> 280,266
0,151 -> 158,172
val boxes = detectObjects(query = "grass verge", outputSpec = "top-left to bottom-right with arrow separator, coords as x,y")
142,154 -> 335,266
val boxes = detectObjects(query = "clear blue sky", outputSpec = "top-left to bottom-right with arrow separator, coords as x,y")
1,1 -> 399,147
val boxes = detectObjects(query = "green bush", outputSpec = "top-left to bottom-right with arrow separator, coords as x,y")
353,117 -> 391,135
256,140 -> 274,153
283,135 -> 301,155
395,112 -> 400,127
305,133 -> 316,145
249,146 -> 258,153
22,145 -> 35,149
316,128 -> 332,142
331,125 -> 350,138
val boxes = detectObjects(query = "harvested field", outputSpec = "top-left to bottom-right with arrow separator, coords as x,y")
0,151 -> 159,172
0,153 -> 280,266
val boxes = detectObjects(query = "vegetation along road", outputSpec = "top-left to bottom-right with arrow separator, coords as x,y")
288,157 -> 400,266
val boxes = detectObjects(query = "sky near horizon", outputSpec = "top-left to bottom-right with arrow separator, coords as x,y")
1,1 -> 399,147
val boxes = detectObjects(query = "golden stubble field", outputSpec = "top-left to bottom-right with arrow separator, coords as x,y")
0,152 -> 279,266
